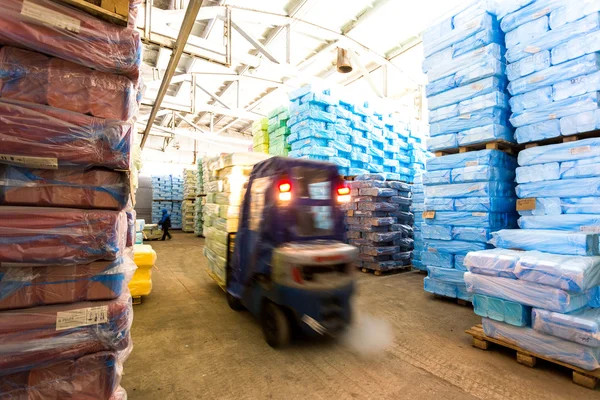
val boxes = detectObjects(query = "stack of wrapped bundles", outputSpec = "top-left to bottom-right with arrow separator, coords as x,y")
171,175 -> 183,229
344,175 -> 414,274
423,1 -> 514,152
203,153 -> 270,286
135,218 -> 144,244
183,168 -> 197,199
182,168 -> 196,232
252,118 -> 269,154
195,157 -> 204,237
182,200 -> 195,233
0,1 -> 142,396
411,173 -> 426,271
268,107 -> 291,156
500,0 -> 600,143
422,150 -> 518,301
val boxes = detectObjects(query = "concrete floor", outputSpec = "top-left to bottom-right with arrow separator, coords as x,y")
122,232 -> 598,399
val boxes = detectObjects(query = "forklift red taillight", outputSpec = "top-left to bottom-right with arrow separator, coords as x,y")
337,186 -> 351,203
279,181 -> 292,201
291,266 -> 304,284
337,187 -> 350,196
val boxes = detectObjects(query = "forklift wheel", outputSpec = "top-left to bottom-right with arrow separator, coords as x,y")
227,293 -> 244,311
261,302 -> 290,348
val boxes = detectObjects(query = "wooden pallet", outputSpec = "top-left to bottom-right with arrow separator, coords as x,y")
56,0 -> 129,26
466,324 -> 600,390
434,140 -> 517,157
432,294 -> 471,307
132,296 -> 142,305
359,265 -> 413,276
523,129 -> 600,149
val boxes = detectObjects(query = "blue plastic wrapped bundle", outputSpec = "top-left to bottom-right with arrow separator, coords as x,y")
560,156 -> 600,179
430,107 -> 508,136
423,47 -> 453,74
515,162 -> 559,183
517,198 -> 562,216
504,15 -> 549,49
459,91 -> 510,114
551,29 -> 600,66
423,170 -> 452,185
473,294 -> 531,327
428,76 -> 507,111
454,196 -> 516,212
516,177 -> 600,198
424,276 -> 458,297
425,239 -> 489,255
451,165 -> 515,183
427,266 -> 466,284
427,133 -> 457,152
532,307 -> 600,347
494,0 -> 535,20
422,224 -> 452,240
426,181 -> 514,198
491,229 -> 600,256
562,197 -> 600,214
429,104 -> 459,124
424,13 -> 496,58
554,71 -> 600,102
506,51 -> 551,81
427,149 -> 517,171
560,109 -> 600,136
425,197 -> 454,211
464,248 -> 522,278
422,249 -> 454,268
514,120 -> 561,144
452,227 -> 491,243
464,272 -> 590,313
509,87 -> 552,114
518,214 -> 600,231
518,138 -> 600,166
425,211 -> 515,229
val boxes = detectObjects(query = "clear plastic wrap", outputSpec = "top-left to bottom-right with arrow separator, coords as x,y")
457,124 -> 515,146
455,196 -> 516,212
493,0 -> 535,20
427,76 -> 506,111
0,166 -> 129,210
509,87 -> 552,114
518,137 -> 600,166
505,11 -> 599,63
464,248 -> 522,278
422,250 -> 454,268
427,149 -> 516,171
515,119 -> 561,143
422,224 -> 452,240
0,294 -> 132,375
427,133 -> 457,152
516,177 -> 600,198
423,13 -> 495,58
452,25 -> 503,59
532,307 -> 600,347
426,43 -> 504,85
0,206 -> 127,264
425,211 -> 515,229
429,104 -> 459,124
0,255 -> 136,311
451,165 -> 514,183
459,91 -> 510,114
500,0 -> 565,33
515,163 -> 559,183
551,29 -> 600,66
491,229 -> 599,256
452,226 -> 491,243
473,294 -> 531,327
0,0 -> 141,79
427,266 -> 466,285
423,170 -> 451,186
482,318 -> 600,371
0,46 -> 138,121
560,156 -> 600,179
424,276 -> 470,300
0,99 -> 132,169
506,50 -> 550,82
465,272 -> 590,313
425,197 -> 455,211
518,214 -> 600,231
560,109 -> 600,136
430,107 -> 509,136
554,71 -> 600,102
425,181 -> 515,198
424,239 -> 489,255
505,14 -> 548,49
562,197 -> 600,214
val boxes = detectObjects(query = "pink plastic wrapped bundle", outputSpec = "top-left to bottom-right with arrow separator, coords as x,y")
0,166 -> 130,210
0,99 -> 132,169
0,46 -> 48,104
89,70 -> 137,121
0,255 -> 136,311
0,207 -> 127,264
0,0 -> 141,79
0,351 -> 128,399
47,57 -> 91,115
0,295 -> 132,376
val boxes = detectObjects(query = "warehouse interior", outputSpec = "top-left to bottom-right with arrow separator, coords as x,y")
2,0 -> 600,399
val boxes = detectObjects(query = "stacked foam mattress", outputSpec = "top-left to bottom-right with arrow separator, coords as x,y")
268,107 -> 291,156
252,118 -> 269,154
345,175 -> 414,272
423,1 -> 514,152
195,157 -> 205,237
422,150 -> 518,301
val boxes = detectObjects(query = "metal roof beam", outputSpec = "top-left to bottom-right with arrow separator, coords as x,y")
231,20 -> 282,64
195,82 -> 231,109
348,49 -> 383,98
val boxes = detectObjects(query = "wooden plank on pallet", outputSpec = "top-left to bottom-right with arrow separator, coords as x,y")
466,324 -> 600,389
436,140 -> 517,157
56,0 -> 129,26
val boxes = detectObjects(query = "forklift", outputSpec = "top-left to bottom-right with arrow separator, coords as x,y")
225,157 -> 358,348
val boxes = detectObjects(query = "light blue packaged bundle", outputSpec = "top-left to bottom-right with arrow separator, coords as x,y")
287,109 -> 336,128
515,252 -> 600,291
424,13 -> 495,58
457,124 -> 514,146
454,0 -> 491,28
425,198 -> 454,211
329,157 -> 350,168
430,107 -> 508,136
426,149 -> 516,171
451,165 -> 515,183
425,211 -> 514,229
509,87 -> 552,114
422,47 -> 453,74
428,76 -> 506,111
505,15 -> 549,49
293,145 -> 336,157
427,133 -> 457,152
532,307 -> 600,347
452,226 -> 491,243
516,177 -> 600,198
423,16 -> 453,48
350,151 -> 369,163
560,109 -> 600,136
427,43 -> 504,83
511,93 -> 600,128
506,51 -> 551,82
509,54 -> 600,97
459,91 -> 509,114
518,138 -> 600,166
491,229 -> 600,256
412,203 -> 425,212
429,104 -> 459,124
518,198 -> 562,216
551,29 -> 600,66
560,156 -> 600,179
515,119 -> 561,143
465,273 -> 590,313
422,224 -> 452,240
518,214 -> 600,231
554,71 -> 600,102
422,250 -> 454,269
474,294 -> 531,327
515,162 -> 559,183
452,26 -> 504,58
425,181 -> 515,198
424,276 -> 458,298
506,11 -> 599,63
455,254 -> 467,270
427,266 -> 466,285
423,169 -> 451,185
562,197 -> 600,214
550,1 -> 600,30
330,140 -> 352,153
454,197 -> 517,213
291,126 -> 336,141
464,248 -> 522,278
425,239 -> 489,255
500,0 -> 565,33
483,318 -> 600,371
494,0 -> 535,19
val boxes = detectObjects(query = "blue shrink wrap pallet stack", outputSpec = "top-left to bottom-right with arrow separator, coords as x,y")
501,0 -> 600,143
422,149 -> 518,301
423,1 -> 514,152
411,173 -> 426,271
344,175 -> 414,273
151,174 -> 183,228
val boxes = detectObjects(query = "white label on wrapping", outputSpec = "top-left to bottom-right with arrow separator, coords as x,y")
532,8 -> 550,19
548,113 -> 557,120
0,154 -> 58,169
21,1 -> 81,33
529,75 -> 545,84
472,212 -> 487,217
570,146 -> 591,155
525,46 -> 541,54
465,161 -> 479,167
471,84 -> 484,91
459,113 -> 471,120
56,306 -> 108,331
581,226 -> 600,233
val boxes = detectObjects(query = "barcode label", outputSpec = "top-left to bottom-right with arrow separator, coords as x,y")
56,306 -> 108,331
0,154 -> 58,169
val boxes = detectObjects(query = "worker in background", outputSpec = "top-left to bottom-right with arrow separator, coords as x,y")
159,208 -> 172,241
